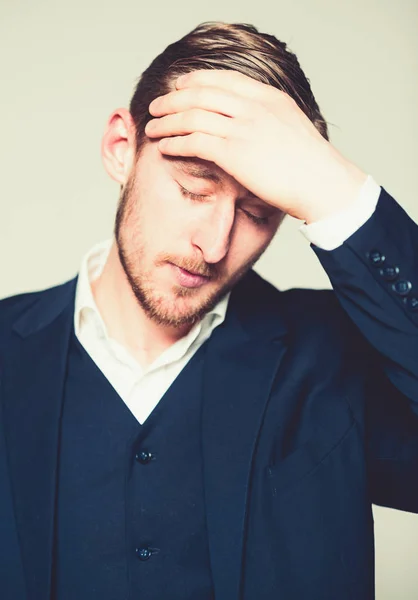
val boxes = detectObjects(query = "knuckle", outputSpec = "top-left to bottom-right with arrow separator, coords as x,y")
239,117 -> 254,133
187,109 -> 201,129
190,131 -> 204,149
194,88 -> 205,104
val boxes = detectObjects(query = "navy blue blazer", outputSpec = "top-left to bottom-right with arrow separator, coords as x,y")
1,186 -> 418,600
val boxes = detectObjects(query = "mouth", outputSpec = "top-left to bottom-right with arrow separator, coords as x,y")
182,267 -> 209,277
170,263 -> 211,289
170,261 -> 211,278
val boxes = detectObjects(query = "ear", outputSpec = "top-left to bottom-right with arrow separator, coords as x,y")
101,108 -> 136,184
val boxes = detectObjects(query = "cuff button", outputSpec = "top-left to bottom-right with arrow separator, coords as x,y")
368,250 -> 385,266
380,265 -> 400,281
408,296 -> 418,311
392,280 -> 412,296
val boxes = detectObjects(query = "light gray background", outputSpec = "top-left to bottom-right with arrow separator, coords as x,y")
1,0 -> 417,597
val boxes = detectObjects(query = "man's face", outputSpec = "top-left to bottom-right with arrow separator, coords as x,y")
115,140 -> 283,329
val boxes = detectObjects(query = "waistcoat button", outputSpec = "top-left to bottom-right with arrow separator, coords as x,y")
136,547 -> 152,561
136,450 -> 152,464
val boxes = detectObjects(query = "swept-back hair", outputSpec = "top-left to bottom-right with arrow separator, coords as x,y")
129,21 -> 329,156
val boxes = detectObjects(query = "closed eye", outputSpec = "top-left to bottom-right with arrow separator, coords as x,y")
178,184 -> 208,201
240,209 -> 270,226
178,184 -> 270,226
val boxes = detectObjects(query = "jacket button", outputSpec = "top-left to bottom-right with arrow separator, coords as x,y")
392,280 -> 412,296
408,296 -> 418,311
368,250 -> 385,266
136,547 -> 152,561
136,450 -> 152,464
379,265 -> 400,281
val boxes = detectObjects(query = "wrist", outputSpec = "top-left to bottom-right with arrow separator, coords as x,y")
300,147 -> 368,225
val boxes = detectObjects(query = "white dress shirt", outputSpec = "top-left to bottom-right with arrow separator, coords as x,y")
75,175 -> 382,424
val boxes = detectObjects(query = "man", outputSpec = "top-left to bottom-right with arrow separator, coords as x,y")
1,20 -> 417,600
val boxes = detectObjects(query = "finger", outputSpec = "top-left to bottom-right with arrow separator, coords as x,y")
145,109 -> 234,140
176,69 -> 273,102
149,85 -> 256,120
157,132 -> 227,165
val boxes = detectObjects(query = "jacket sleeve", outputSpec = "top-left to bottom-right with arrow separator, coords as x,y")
311,186 -> 418,513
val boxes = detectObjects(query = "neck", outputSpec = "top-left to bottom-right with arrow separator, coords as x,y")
91,241 -> 194,368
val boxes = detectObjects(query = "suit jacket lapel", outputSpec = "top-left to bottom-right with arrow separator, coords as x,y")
1,279 -> 76,600
202,270 -> 288,600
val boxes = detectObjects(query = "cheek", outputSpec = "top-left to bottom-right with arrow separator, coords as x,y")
229,226 -> 275,268
154,181 -> 197,233
135,181 -> 190,246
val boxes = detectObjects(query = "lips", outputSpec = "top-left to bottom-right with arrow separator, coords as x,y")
170,264 -> 211,289
182,267 -> 209,278
174,264 -> 209,278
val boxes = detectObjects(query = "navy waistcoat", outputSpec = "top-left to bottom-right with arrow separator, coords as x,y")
53,328 -> 215,599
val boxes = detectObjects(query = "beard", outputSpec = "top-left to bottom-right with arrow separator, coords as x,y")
114,173 -> 263,329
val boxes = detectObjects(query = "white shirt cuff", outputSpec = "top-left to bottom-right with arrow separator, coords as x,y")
299,175 -> 382,250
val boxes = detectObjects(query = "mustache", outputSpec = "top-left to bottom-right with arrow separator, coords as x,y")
159,254 -> 220,279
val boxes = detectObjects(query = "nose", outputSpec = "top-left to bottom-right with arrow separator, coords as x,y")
191,201 -> 235,264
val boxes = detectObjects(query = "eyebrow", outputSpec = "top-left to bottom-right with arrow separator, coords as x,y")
165,157 -> 223,184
